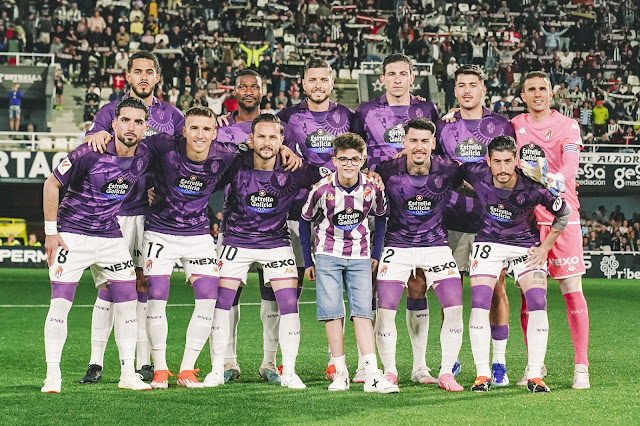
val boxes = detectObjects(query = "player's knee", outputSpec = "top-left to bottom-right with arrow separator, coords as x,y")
559,276 -> 582,294
146,276 -> 170,300
524,287 -> 547,311
471,285 -> 493,309
274,287 -> 298,315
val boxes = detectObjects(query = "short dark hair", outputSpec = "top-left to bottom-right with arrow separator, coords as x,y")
235,69 -> 262,86
185,106 -> 216,122
382,53 -> 413,74
521,70 -> 551,91
115,97 -> 149,120
304,57 -> 332,77
455,64 -> 485,82
404,118 -> 436,135
488,135 -> 517,157
127,50 -> 160,73
333,132 -> 366,156
251,113 -> 284,135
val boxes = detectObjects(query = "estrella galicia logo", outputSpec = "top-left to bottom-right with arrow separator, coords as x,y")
384,124 -> 404,148
455,138 -> 487,163
175,175 -> 207,195
100,176 -> 131,199
306,129 -> 334,153
404,194 -> 433,216
247,189 -> 278,213
520,142 -> 545,167
487,203 -> 513,222
332,207 -> 364,231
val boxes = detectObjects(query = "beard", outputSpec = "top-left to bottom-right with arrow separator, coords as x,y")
307,92 -> 330,104
131,84 -> 154,100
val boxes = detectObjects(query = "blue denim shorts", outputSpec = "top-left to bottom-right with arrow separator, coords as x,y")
315,254 -> 373,321
9,105 -> 20,119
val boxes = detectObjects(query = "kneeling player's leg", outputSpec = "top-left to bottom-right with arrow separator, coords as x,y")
45,283 -> 78,380
406,269 -> 429,373
89,287 -> 114,369
433,278 -> 464,379
519,271 -> 548,382
469,277 -> 496,379
375,280 -> 404,378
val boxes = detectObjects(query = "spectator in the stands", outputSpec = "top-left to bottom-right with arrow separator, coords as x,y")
593,100 -> 609,136
27,233 -> 41,247
4,234 -> 21,246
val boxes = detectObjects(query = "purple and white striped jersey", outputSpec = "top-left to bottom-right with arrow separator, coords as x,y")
301,172 -> 387,259
87,94 -> 184,217
351,94 -> 439,170
53,141 -> 150,238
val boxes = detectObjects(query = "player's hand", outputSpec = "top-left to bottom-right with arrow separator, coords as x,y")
85,130 -> 111,153
544,172 -> 566,196
280,145 -> 302,171
305,265 -> 316,281
217,113 -> 231,128
370,258 -> 379,273
415,94 -> 427,102
45,234 -> 69,267
441,108 -> 460,123
366,170 -> 385,191
525,245 -> 550,269
147,187 -> 156,205
393,148 -> 408,159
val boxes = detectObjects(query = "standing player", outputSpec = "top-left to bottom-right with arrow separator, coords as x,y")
351,53 -> 440,383
300,132 -> 398,393
464,136 -> 571,393
207,114 -> 319,389
80,50 -> 184,384
512,71 -> 590,389
42,98 -> 153,393
374,118 -> 467,392
436,64 -> 515,385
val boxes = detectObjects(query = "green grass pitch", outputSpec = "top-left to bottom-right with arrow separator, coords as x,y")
0,269 -> 638,424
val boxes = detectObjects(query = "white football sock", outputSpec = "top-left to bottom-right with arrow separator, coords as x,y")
334,355 -> 347,374
362,353 -> 379,378
209,308 -> 231,370
44,298 -> 73,365
46,362 -> 61,379
469,307 -> 491,378
89,297 -> 114,367
358,309 -> 376,371
526,310 -> 549,379
180,299 -> 216,371
136,299 -> 150,369
491,338 -> 507,365
406,308 -> 429,371
112,300 -> 137,376
224,304 -> 240,366
279,313 -> 300,374
375,308 -> 398,376
147,299 -> 169,371
260,299 -> 280,367
440,305 -> 463,377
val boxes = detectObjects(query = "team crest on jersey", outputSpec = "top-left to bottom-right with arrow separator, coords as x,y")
455,138 -> 487,163
145,259 -> 153,272
379,265 -> 388,276
175,175 -> 207,195
364,187 -> 373,202
332,207 -> 364,231
545,128 -> 553,140
247,190 -> 278,213
404,195 -> 433,216
306,129 -> 334,153
487,204 -> 513,222
520,142 -> 546,167
471,260 -> 478,271
384,124 -> 405,148
100,177 -> 131,200
55,266 -> 63,278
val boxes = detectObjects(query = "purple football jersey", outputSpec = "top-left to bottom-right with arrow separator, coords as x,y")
53,141 -> 150,238
144,134 -> 242,236
87,94 -> 184,217
215,111 -> 297,150
351,94 -> 439,169
376,156 -> 469,248
223,155 -> 321,249
277,100 -> 354,169
461,162 -> 567,247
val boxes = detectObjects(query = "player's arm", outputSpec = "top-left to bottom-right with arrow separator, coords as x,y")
43,175 -> 68,267
299,216 -> 315,280
84,106 -> 116,153
280,144 -> 302,172
370,187 -> 388,272
526,197 -> 572,268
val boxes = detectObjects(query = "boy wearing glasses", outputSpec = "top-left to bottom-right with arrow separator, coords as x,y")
300,133 -> 398,393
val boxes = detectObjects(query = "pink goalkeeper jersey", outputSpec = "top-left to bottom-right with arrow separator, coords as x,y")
512,110 -> 582,223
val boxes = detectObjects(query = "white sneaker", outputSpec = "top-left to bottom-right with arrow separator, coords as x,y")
411,367 -> 438,384
352,367 -> 366,383
203,370 -> 225,388
118,373 -> 152,390
364,370 -> 399,394
516,364 -> 547,386
281,372 -> 306,389
41,376 -> 62,393
328,371 -> 350,391
572,364 -> 590,389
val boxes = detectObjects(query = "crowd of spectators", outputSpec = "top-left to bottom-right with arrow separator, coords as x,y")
0,0 -> 639,151
582,205 -> 640,252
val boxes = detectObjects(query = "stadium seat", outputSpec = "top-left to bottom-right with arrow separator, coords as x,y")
54,138 -> 70,151
491,95 -> 502,105
338,69 -> 351,80
627,75 -> 639,86
38,137 -> 53,150
513,73 -> 522,84
207,20 -> 219,33
351,69 -> 362,79
459,4 -> 470,12
100,87 -> 113,101
506,95 -> 514,103
632,86 -> 640,94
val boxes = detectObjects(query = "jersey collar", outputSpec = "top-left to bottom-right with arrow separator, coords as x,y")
454,106 -> 492,119
379,93 -> 419,106
122,92 -> 160,106
298,99 -> 338,111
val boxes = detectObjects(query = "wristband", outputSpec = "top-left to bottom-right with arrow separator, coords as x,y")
44,221 -> 58,235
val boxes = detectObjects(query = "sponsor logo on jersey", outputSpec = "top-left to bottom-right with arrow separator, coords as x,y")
285,267 -> 294,274
262,259 -> 295,269
384,123 -> 405,148
520,142 -> 546,167
404,194 -> 433,215
518,127 -> 526,134
188,257 -> 216,265
487,203 -> 513,222
55,266 -> 63,278
56,157 -> 72,176
447,269 -> 455,275
509,254 -> 529,266
100,176 -> 131,200
425,261 -> 457,273
326,193 -> 335,201
305,129 -> 334,153
103,259 -> 134,272
454,138 -> 487,163
246,189 -> 278,213
175,175 -> 207,195
332,207 -> 364,231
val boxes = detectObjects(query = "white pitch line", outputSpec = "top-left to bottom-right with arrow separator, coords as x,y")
0,301 -> 322,308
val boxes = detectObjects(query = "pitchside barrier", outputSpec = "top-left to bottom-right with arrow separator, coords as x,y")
1,246 -> 637,279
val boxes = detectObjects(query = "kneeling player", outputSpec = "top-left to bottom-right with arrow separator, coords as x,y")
464,136 -> 571,393
375,118 -> 467,392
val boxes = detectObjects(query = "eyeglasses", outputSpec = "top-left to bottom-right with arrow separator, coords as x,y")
334,156 -> 363,166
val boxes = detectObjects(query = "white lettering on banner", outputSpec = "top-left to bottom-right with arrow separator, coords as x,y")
0,151 -> 7,177
613,165 -> 640,189
0,73 -> 43,84
580,153 -> 640,164
0,249 -> 48,263
0,151 -> 69,179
